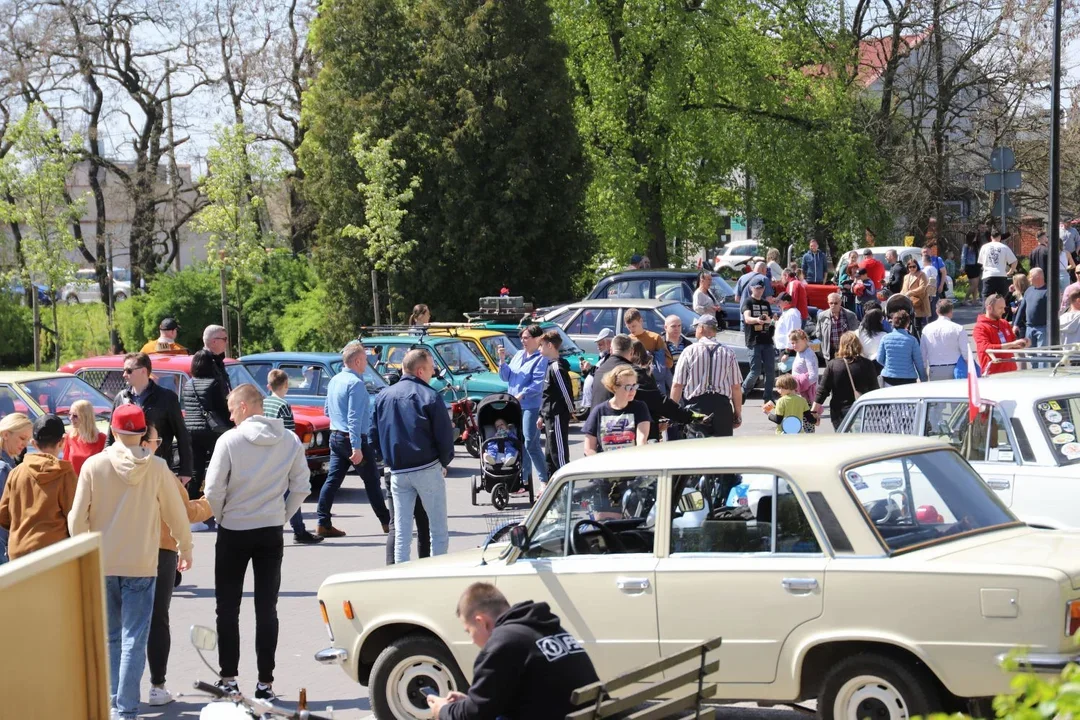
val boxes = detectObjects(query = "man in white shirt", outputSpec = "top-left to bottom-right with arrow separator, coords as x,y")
773,292 -> 802,364
977,229 -> 1017,302
920,299 -> 970,381
1061,289 -> 1080,345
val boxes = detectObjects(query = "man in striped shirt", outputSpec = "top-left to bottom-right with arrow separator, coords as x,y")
263,370 -> 322,545
669,315 -> 744,437
539,331 -> 575,487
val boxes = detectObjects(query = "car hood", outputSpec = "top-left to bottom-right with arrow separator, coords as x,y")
929,526 -> 1080,589
458,372 -> 508,394
322,545 -> 505,587
291,405 -> 330,428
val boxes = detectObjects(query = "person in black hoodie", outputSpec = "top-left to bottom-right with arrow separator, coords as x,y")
589,334 -> 635,407
539,330 -> 574,485
628,339 -> 701,441
427,583 -> 599,720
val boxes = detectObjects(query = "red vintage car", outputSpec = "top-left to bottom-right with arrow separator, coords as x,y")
58,354 -> 332,483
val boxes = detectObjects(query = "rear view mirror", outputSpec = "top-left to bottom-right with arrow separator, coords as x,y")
190,625 -> 218,651
509,524 -> 530,552
677,490 -> 706,514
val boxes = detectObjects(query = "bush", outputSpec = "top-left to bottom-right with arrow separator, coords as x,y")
117,266 -> 222,353
0,296 -> 33,367
42,303 -> 112,364
239,253 -> 319,353
279,285 -> 350,352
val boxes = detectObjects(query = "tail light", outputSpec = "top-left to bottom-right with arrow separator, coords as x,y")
1066,600 -> 1080,636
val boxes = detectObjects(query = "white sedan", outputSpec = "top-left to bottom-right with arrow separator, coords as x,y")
839,371 -> 1080,528
314,434 -> 1080,720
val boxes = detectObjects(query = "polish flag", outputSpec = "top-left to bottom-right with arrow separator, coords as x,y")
967,351 -> 982,421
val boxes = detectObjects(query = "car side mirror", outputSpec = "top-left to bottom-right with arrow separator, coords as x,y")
509,524 -> 530,552
384,370 -> 402,385
677,490 -> 706,514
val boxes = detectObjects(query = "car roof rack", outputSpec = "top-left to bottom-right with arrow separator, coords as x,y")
985,345 -> 1080,375
463,295 -> 537,324
357,325 -> 433,339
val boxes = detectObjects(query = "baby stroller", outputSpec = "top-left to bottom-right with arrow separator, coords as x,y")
470,393 -> 532,510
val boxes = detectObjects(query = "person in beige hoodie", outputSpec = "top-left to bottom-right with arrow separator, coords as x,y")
0,415 -> 76,560
68,405 -> 193,720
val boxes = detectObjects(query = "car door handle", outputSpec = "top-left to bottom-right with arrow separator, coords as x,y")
987,479 -> 1011,491
616,577 -> 651,593
782,577 -> 819,594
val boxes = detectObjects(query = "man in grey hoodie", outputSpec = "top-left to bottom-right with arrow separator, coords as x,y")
204,383 -> 310,702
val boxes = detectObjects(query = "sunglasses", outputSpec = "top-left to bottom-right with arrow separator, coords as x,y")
122,367 -> 139,375
617,383 -> 640,392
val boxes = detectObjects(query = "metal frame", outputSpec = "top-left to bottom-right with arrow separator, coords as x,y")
985,345 -> 1080,375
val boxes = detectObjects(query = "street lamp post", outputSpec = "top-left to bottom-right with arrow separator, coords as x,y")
1047,0 -> 1063,344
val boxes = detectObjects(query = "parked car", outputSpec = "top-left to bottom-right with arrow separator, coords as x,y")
838,371 -> 1080,529
0,371 -> 111,432
61,267 -> 131,304
711,240 -> 763,271
585,268 -> 741,327
315,434 -> 1080,720
239,350 -> 388,413
3,278 -> 52,307
58,354 -> 332,483
361,334 -> 508,406
540,298 -> 752,372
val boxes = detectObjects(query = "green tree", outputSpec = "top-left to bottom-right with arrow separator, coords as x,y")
193,123 -> 282,355
0,104 -> 84,369
301,0 -> 592,325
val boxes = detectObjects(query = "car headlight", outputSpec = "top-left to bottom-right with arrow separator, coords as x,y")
316,431 -> 326,446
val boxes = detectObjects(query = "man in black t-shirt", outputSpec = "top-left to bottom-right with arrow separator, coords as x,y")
740,277 -> 776,404
1029,231 -> 1050,277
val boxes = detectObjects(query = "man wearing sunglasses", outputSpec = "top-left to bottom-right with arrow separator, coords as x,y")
108,352 -> 192,486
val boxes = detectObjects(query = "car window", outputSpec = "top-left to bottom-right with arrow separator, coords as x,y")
845,402 -> 919,434
435,341 -> 488,374
658,302 -> 699,330
523,475 -> 659,558
709,274 -> 736,299
75,369 -> 128,401
550,326 -> 583,356
279,364 -> 324,395
245,363 -> 273,388
669,472 -> 820,554
224,364 -> 267,397
545,308 -> 577,327
569,308 -> 617,337
0,384 -> 29,417
481,335 -> 514,364
17,377 -> 112,421
153,372 -> 181,396
604,281 -> 648,299
1035,396 -> 1080,466
655,280 -> 691,304
926,402 -> 1015,464
639,310 -> 666,335
844,450 -> 1018,554
382,345 -> 409,370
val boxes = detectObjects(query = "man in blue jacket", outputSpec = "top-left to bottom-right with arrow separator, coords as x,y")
373,348 -> 456,563
801,239 -> 829,284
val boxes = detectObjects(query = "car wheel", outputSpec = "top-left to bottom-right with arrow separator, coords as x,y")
491,482 -> 509,510
369,634 -> 467,720
114,292 -> 127,302
65,294 -> 79,305
819,652 -> 940,720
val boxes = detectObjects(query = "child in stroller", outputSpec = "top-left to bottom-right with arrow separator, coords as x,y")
483,419 -> 520,469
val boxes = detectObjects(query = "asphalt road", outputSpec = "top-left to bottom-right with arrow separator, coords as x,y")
140,390 -> 821,719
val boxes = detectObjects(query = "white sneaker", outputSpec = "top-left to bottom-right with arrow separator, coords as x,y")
148,686 -> 175,706
109,710 -> 119,720
190,521 -> 209,532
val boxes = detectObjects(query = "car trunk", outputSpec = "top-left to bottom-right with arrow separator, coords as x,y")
929,527 -> 1080,589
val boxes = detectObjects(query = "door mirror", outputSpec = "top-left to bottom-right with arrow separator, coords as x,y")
677,490 -> 706,514
509,524 -> 530,552
383,370 -> 402,385
190,625 -> 218,651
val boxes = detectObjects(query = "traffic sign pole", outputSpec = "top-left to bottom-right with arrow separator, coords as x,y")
1048,0 -> 1063,344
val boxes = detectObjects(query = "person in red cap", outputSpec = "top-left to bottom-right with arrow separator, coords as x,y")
68,404 -> 194,720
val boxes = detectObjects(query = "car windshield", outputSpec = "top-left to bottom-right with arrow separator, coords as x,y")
844,449 -> 1019,554
551,326 -> 583,356
481,335 -> 515,362
17,377 -> 112,422
659,302 -> 701,328
225,364 -> 268,397
435,341 -> 488,374
709,274 -> 736,299
1036,395 -> 1080,465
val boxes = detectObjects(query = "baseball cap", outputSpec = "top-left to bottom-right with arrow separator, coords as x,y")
33,414 -> 65,446
595,328 -> 615,342
692,314 -> 718,328
630,254 -> 643,265
749,276 -> 766,289
861,248 -> 873,256
160,317 -> 180,331
111,404 -> 147,436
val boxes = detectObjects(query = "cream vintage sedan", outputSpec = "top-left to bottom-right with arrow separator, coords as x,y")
315,435 -> 1080,720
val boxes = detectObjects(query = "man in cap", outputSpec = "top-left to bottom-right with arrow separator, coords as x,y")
628,254 -> 643,270
0,414 -> 76,560
579,328 -> 614,410
740,277 -> 776,403
858,248 -> 886,289
68,405 -> 193,720
670,315 -> 743,436
141,318 -> 187,355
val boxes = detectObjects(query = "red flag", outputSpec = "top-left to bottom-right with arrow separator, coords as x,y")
967,351 -> 982,421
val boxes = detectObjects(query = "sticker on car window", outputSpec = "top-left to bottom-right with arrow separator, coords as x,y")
846,471 -> 867,490
1049,424 -> 1063,435
1064,422 -> 1076,433
1053,434 -> 1075,445
1049,401 -> 1062,411
1046,410 -> 1063,423
1039,402 -> 1050,411
1062,443 -> 1080,460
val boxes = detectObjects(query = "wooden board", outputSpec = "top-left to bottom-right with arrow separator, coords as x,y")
0,534 -> 109,719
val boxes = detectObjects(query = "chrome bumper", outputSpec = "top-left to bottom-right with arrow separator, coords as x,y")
996,651 -> 1080,673
315,647 -> 348,665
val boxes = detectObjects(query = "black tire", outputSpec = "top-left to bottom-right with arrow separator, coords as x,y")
491,483 -> 509,511
369,634 -> 467,720
65,295 -> 79,305
465,432 -> 480,458
114,292 -> 127,302
470,476 -> 478,506
818,652 -> 941,720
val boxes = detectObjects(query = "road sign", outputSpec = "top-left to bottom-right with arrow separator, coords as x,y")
993,193 -> 1017,219
991,147 -> 1016,171
984,171 -> 1022,191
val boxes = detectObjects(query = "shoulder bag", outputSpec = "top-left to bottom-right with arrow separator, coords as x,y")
192,383 -> 228,435
843,359 -> 862,400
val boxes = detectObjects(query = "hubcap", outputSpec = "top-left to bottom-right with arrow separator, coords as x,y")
834,674 -> 909,720
387,654 -> 456,720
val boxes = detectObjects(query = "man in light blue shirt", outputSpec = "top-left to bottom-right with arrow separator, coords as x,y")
317,340 -> 389,537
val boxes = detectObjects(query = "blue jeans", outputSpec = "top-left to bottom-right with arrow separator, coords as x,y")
1026,326 -> 1048,368
0,531 -> 8,565
742,344 -> 776,403
318,433 -> 389,528
106,576 -> 156,719
391,464 -> 448,563
520,408 -> 548,486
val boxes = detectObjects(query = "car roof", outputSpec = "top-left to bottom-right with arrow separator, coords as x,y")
363,335 -> 457,345
60,354 -> 239,370
854,371 -> 1080,402
561,434 -> 945,483
426,327 -> 505,338
0,371 -> 80,382
553,298 -> 676,309
240,352 -> 342,362
600,268 -> 705,280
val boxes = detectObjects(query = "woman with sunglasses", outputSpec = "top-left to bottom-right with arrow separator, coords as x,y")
627,339 -> 698,442
582,365 -> 651,455
61,399 -> 106,476
900,258 -> 930,336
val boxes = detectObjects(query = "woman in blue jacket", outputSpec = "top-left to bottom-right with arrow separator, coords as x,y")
497,325 -> 550,492
875,310 -> 927,386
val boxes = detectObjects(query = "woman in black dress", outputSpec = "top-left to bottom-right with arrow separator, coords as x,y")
812,331 -> 880,431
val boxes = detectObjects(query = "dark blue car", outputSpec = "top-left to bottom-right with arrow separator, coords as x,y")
586,269 -> 740,326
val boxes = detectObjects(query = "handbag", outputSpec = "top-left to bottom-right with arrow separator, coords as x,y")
192,384 -> 228,435
844,359 -> 862,400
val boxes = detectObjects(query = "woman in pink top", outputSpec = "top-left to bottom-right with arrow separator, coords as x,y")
61,399 -> 106,476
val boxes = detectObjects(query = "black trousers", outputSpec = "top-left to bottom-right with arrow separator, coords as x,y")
188,431 -> 220,500
319,433 -> 389,527
984,276 -> 1010,302
543,412 -> 570,479
215,527 -> 283,684
148,549 -> 177,685
685,393 -> 735,437
384,473 -> 429,565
